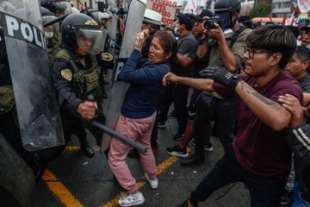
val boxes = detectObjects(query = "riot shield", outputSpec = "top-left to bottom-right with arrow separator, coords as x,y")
101,0 -> 147,151
0,0 -> 64,151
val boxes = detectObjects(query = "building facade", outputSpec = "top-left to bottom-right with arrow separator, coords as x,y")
272,0 -> 292,17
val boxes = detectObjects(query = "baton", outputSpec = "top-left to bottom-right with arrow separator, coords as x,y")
44,15 -> 68,27
91,121 -> 146,153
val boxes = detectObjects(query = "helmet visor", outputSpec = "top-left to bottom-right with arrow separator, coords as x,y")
76,27 -> 105,55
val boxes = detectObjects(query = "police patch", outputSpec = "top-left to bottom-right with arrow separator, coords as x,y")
85,19 -> 98,26
101,52 -> 114,62
60,69 -> 73,81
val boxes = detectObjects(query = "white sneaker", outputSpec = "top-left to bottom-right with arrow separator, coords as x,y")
144,173 -> 159,189
118,191 -> 145,207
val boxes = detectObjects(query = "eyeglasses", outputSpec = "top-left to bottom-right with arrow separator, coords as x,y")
245,48 -> 270,59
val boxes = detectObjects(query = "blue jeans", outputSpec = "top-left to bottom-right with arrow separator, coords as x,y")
293,182 -> 310,207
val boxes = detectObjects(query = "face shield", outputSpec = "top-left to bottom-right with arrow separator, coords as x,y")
75,26 -> 105,55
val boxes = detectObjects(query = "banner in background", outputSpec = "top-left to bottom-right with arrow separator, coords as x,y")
147,0 -> 177,26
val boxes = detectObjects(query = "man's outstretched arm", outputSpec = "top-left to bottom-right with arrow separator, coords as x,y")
162,72 -> 214,91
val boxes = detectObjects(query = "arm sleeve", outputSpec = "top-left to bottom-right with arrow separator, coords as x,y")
51,60 -> 82,111
119,62 -> 169,85
178,38 -> 198,55
269,80 -> 303,104
231,28 -> 252,71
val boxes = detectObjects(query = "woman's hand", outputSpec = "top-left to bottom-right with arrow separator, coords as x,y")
134,29 -> 149,51
278,94 -> 305,128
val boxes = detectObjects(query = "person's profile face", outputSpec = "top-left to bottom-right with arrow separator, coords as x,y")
148,37 -> 169,64
301,30 -> 310,46
285,53 -> 308,78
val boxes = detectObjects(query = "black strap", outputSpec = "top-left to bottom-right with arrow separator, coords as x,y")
229,26 -> 246,48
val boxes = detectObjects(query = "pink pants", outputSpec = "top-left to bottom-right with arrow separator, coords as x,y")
108,113 -> 157,193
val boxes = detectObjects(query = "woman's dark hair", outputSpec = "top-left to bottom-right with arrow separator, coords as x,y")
246,25 -> 297,69
153,30 -> 176,60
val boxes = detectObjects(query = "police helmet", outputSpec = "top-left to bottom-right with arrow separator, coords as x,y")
214,0 -> 241,13
41,0 -> 72,15
61,13 -> 104,54
40,6 -> 54,16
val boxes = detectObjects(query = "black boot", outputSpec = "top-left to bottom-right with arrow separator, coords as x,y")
180,153 -> 204,167
79,137 -> 95,158
81,145 -> 95,158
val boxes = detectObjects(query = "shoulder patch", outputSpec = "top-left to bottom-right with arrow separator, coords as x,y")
85,19 -> 98,26
60,69 -> 73,81
101,52 -> 114,62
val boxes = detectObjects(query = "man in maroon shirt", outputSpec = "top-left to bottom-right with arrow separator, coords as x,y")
163,25 -> 302,207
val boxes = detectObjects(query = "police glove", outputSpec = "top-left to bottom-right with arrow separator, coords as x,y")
199,66 -> 238,89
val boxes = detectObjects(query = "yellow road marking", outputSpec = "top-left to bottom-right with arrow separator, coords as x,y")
65,145 -> 100,152
102,156 -> 179,207
42,169 -> 84,207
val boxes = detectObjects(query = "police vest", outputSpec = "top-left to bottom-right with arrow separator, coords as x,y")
55,49 -> 103,102
0,85 -> 14,115
0,62 -> 15,115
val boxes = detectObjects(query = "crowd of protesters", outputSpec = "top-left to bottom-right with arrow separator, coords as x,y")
1,0 -> 310,206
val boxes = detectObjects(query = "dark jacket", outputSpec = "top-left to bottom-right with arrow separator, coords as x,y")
118,49 -> 170,119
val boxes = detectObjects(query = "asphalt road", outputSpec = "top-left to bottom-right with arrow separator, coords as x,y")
33,117 -> 250,207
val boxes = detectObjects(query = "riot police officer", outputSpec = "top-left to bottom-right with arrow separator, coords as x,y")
42,12 -> 61,64
51,13 -> 106,158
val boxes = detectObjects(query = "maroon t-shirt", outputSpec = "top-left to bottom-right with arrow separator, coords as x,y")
214,72 -> 302,178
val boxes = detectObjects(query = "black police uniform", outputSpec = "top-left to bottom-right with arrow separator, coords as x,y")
51,48 -> 105,157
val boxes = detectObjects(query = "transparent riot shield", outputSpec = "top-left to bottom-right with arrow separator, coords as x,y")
0,0 -> 65,151
101,0 -> 147,151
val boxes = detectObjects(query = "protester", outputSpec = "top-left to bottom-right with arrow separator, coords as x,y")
280,46 -> 310,206
108,30 -> 175,207
157,13 -> 197,140
163,25 -> 301,207
167,0 -> 252,167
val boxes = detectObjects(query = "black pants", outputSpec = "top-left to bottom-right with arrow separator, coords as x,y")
190,147 -> 286,207
192,93 -> 214,157
150,113 -> 159,146
193,94 -> 236,155
61,109 -> 105,147
172,84 -> 189,135
157,86 -> 173,124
